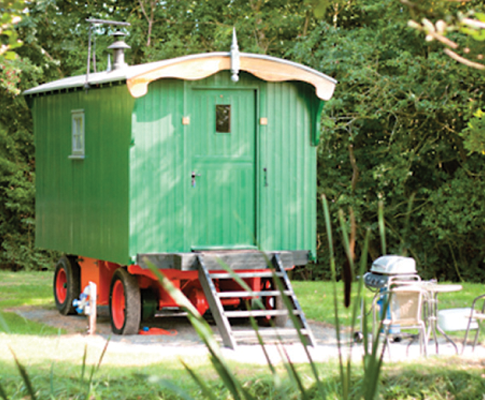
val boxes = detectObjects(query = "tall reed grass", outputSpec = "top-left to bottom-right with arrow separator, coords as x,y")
142,194 -> 388,399
0,196 -> 389,399
0,337 -> 109,400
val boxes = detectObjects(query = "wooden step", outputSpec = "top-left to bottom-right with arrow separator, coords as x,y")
208,271 -> 284,279
216,290 -> 292,298
225,309 -> 301,318
231,328 -> 309,337
197,252 -> 316,349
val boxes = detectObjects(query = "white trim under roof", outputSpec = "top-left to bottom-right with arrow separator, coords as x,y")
24,52 -> 337,101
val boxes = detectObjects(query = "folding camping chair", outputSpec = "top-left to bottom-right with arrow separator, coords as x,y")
373,284 -> 429,359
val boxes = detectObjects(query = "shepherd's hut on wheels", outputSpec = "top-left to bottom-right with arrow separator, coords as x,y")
24,26 -> 337,348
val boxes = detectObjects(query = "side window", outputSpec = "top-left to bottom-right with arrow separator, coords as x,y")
70,110 -> 85,159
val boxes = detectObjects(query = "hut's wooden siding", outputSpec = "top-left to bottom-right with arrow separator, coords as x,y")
258,81 -> 318,258
33,85 -> 134,264
32,69 -> 321,263
129,71 -> 319,259
129,79 -> 186,255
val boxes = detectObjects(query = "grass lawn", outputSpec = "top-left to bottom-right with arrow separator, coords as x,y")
292,279 -> 485,331
1,271 -> 485,399
0,271 -> 61,335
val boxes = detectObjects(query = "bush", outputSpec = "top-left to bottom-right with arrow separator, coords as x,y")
287,16 -> 485,282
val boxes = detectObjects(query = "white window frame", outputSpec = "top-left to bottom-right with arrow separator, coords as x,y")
69,109 -> 85,159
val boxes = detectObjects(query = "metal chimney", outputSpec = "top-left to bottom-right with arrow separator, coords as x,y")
108,31 -> 130,70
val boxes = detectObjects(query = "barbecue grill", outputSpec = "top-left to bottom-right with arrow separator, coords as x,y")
354,255 -> 421,343
364,255 -> 420,290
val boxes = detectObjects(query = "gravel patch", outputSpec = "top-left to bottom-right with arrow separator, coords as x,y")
11,305 -> 485,365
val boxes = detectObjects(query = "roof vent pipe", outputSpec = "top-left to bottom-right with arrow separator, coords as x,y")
108,31 -> 130,70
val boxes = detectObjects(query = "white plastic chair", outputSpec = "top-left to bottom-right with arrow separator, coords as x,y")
373,285 -> 428,358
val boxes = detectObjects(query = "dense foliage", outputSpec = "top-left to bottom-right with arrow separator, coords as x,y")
1,0 -> 484,280
297,0 -> 485,282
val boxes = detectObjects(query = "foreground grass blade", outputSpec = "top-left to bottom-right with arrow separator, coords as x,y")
216,241 -> 323,397
216,248 -> 321,399
350,230 -> 370,341
49,360 -> 55,399
80,344 -> 87,392
339,215 -> 371,398
280,346 -> 309,400
0,381 -> 8,400
250,306 -> 314,400
348,230 -> 370,389
363,295 -> 389,400
214,258 -> 266,311
85,337 -> 110,399
269,271 -> 326,400
10,348 -> 36,400
145,260 -> 256,400
0,312 -> 10,334
378,200 -> 386,255
321,194 -> 346,398
0,315 -> 10,400
89,336 -> 110,381
248,315 -> 277,376
338,208 -> 354,309
180,361 -> 215,400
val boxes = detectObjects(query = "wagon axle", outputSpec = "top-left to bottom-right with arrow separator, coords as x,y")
52,252 -> 316,348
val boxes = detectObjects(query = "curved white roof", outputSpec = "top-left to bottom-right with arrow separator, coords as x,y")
24,52 -> 337,101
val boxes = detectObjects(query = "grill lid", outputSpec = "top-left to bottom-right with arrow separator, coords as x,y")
370,255 -> 416,275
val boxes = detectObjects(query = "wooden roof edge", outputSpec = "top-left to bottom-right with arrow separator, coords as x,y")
126,52 -> 337,101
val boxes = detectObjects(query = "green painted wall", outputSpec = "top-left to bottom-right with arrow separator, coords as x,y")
258,81 -> 318,258
33,85 -> 134,264
32,72 -> 321,263
130,72 -> 319,259
129,79 -> 186,256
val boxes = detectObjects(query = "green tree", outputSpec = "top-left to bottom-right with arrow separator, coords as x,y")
291,0 -> 485,281
1,0 -> 24,61
2,0 -> 485,280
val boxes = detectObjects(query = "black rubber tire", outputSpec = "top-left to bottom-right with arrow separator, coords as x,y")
141,288 -> 158,321
53,255 -> 81,315
109,268 -> 141,335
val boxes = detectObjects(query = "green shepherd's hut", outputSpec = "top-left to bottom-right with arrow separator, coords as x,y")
24,29 -> 337,348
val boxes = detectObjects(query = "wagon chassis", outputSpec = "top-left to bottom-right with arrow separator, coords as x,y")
53,250 -> 315,349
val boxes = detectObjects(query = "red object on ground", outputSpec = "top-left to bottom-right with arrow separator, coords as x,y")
138,327 -> 178,336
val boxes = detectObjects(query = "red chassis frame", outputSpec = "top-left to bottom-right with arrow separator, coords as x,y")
77,257 -> 264,316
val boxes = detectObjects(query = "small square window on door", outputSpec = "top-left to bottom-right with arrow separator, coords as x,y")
70,110 -> 85,159
216,104 -> 231,133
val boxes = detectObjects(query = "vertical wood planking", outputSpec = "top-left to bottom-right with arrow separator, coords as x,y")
130,79 -> 185,255
32,71 -> 320,263
34,85 -> 133,264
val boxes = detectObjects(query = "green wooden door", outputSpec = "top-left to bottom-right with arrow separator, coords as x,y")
189,89 -> 256,250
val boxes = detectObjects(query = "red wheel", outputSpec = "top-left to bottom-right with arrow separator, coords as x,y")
55,268 -> 67,304
111,280 -> 126,330
53,256 -> 80,315
109,269 -> 141,335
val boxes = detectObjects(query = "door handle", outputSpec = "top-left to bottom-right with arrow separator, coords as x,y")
191,171 -> 201,187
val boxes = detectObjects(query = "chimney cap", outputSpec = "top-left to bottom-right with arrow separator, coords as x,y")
108,30 -> 130,50
111,30 -> 128,38
108,40 -> 131,50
